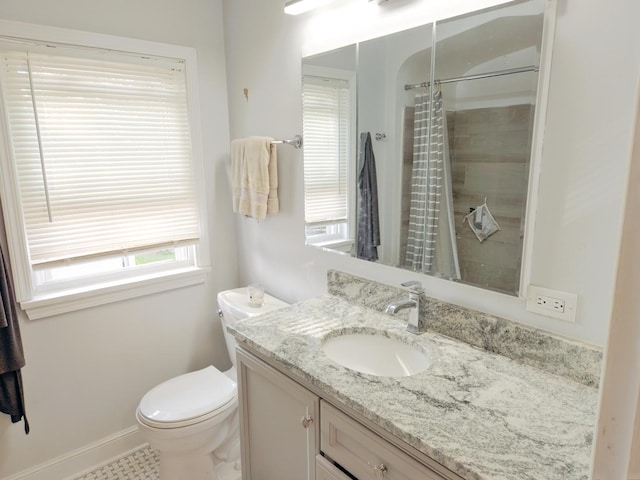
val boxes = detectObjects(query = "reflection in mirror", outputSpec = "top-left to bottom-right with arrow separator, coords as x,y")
358,24 -> 433,265
303,0 -> 548,296
429,1 -> 543,294
302,45 -> 356,253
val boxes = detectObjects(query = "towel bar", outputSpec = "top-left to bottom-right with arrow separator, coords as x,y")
271,135 -> 303,149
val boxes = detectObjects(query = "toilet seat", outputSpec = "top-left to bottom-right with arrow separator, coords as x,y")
137,366 -> 237,429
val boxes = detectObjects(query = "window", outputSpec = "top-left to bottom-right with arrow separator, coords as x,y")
0,25 -> 209,319
302,73 -> 353,248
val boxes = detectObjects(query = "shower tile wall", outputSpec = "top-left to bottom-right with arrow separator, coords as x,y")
400,103 -> 532,294
447,104 -> 533,294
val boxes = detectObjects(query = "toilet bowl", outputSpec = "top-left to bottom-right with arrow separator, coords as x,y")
135,287 -> 289,480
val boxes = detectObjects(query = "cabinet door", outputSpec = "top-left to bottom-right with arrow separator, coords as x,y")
237,348 -> 320,480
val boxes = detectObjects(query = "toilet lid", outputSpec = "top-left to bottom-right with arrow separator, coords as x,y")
138,366 -> 237,425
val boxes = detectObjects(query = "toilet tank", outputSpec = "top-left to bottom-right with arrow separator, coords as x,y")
217,287 -> 289,367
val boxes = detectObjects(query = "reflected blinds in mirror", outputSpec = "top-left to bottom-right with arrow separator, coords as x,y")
302,76 -> 350,225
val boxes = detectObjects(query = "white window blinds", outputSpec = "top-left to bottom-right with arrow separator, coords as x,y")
302,77 -> 349,225
0,48 -> 199,266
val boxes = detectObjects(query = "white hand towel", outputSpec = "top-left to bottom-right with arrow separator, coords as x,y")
231,136 -> 279,220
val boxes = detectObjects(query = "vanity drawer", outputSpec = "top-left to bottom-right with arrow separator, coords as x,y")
316,455 -> 353,480
320,401 -> 447,480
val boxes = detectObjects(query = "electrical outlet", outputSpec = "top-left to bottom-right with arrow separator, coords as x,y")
535,294 -> 565,313
526,285 -> 577,322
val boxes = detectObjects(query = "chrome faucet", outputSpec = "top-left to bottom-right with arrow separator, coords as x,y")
385,281 -> 426,334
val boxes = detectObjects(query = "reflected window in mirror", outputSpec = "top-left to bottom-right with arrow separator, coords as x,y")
302,47 -> 357,252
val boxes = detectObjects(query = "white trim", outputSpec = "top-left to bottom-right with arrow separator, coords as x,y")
0,19 -> 195,61
519,0 -> 558,298
0,81 -> 32,301
22,266 -> 209,320
182,49 -> 211,271
2,427 -> 145,480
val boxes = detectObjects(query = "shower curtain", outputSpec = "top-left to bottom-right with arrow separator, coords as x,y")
404,88 -> 461,280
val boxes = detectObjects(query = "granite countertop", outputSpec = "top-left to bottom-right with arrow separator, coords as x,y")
228,294 -> 598,480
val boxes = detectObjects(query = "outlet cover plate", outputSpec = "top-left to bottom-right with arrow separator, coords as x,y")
526,285 -> 578,322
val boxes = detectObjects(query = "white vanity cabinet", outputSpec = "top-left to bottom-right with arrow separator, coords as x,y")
237,349 -> 320,480
237,347 -> 461,480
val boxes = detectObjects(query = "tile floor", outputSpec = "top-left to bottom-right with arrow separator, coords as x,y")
71,446 -> 242,480
72,446 -> 159,480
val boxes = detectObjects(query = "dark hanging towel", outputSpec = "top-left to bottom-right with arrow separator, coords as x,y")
0,246 -> 29,434
357,132 -> 381,261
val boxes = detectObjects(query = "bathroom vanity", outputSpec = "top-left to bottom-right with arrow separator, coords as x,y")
237,347 -> 455,480
229,276 -> 600,480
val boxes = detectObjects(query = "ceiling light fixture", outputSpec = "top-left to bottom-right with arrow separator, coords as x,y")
284,0 -> 339,15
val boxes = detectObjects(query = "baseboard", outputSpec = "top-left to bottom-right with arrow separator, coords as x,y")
3,426 -> 146,480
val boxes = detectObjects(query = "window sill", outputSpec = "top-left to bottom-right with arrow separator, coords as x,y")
308,238 -> 354,254
20,266 -> 210,320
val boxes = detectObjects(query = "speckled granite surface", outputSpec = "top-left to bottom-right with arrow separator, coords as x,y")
228,295 -> 598,480
328,270 -> 603,388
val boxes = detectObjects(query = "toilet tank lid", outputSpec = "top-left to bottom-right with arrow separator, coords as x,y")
138,366 -> 236,424
217,287 -> 289,320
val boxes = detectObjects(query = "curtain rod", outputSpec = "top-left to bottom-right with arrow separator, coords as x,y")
404,65 -> 539,91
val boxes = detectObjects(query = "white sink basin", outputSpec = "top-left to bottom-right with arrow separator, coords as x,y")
322,333 -> 431,377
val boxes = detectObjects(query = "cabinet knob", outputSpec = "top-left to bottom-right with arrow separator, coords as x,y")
300,415 -> 313,429
368,462 -> 388,478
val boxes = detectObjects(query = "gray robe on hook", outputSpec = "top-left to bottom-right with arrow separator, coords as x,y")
0,247 -> 29,433
357,132 -> 380,261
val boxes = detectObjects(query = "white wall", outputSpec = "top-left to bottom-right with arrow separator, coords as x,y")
222,0 -> 639,346
0,0 -> 237,478
529,0 -> 640,345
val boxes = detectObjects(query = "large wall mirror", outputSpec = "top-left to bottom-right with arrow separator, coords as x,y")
302,0 -> 550,296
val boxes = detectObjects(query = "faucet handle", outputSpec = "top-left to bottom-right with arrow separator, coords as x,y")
401,280 -> 423,294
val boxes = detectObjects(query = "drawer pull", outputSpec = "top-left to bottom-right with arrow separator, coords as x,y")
368,462 -> 388,478
301,415 -> 314,429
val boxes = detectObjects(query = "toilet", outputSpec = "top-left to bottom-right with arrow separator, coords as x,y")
136,287 -> 289,480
